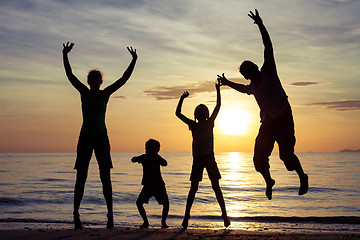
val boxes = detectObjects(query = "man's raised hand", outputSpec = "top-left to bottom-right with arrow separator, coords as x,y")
127,46 -> 138,60
248,9 -> 263,25
62,42 -> 74,54
217,73 -> 228,86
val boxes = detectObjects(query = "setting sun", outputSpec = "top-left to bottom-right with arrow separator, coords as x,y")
217,108 -> 251,135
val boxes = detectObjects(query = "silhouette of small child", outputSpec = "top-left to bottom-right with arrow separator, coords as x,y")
175,83 -> 230,230
131,139 -> 169,229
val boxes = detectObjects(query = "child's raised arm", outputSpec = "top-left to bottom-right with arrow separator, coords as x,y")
175,91 -> 192,125
157,155 -> 168,167
131,155 -> 142,163
209,82 -> 221,121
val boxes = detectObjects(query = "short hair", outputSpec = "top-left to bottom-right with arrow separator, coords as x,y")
145,139 -> 160,153
239,60 -> 258,76
87,69 -> 103,85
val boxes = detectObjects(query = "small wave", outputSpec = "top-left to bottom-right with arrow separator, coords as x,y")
0,197 -> 24,206
39,178 -> 68,182
0,218 -> 99,225
164,172 -> 189,176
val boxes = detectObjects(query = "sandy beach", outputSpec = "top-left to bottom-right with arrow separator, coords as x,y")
1,227 -> 360,240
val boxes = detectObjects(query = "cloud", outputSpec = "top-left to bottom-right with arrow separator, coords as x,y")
113,95 -> 126,99
288,82 -> 325,87
306,100 -> 360,111
144,80 -> 214,100
144,78 -> 245,100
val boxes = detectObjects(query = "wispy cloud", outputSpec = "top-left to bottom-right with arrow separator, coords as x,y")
144,78 -> 245,100
306,100 -> 360,111
288,82 -> 326,87
113,95 -> 126,99
143,80 -> 214,100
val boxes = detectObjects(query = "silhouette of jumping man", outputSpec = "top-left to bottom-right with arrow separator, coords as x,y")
176,83 -> 230,230
62,42 -> 137,229
131,139 -> 169,229
217,9 -> 308,200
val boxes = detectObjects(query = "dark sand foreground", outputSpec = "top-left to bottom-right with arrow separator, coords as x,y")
1,227 -> 360,240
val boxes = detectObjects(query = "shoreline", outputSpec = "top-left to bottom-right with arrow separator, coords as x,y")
1,226 -> 360,240
1,218 -> 360,240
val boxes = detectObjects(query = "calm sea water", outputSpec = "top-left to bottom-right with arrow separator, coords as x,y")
0,152 -> 359,231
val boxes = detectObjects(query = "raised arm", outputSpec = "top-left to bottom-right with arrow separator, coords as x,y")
157,155 -> 168,167
217,73 -> 249,94
175,91 -> 193,125
131,155 -> 143,163
62,42 -> 88,93
103,47 -> 138,96
248,9 -> 274,63
209,82 -> 221,121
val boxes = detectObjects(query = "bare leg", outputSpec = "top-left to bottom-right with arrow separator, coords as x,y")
99,168 -> 113,229
161,201 -> 169,228
73,169 -> 88,229
260,170 -> 275,200
293,161 -> 308,195
211,180 -> 230,227
182,181 -> 199,230
281,152 -> 308,196
136,201 -> 149,228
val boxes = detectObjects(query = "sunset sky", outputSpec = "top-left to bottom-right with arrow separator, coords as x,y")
0,0 -> 359,153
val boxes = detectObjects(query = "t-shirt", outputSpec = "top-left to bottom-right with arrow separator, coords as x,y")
80,90 -> 110,135
133,154 -> 167,187
244,58 -> 291,122
188,119 -> 215,157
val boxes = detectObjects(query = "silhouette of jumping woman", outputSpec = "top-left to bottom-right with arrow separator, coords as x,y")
131,139 -> 169,229
176,83 -> 230,230
62,42 -> 137,229
217,9 -> 308,200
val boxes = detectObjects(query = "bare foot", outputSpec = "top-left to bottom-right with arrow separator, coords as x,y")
266,179 -> 276,200
106,213 -> 114,229
161,222 -> 169,228
221,214 -> 230,228
140,222 -> 149,229
298,174 -> 308,195
181,215 -> 190,230
73,212 -> 83,229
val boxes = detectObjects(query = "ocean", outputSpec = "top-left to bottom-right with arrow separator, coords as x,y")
0,152 -> 359,231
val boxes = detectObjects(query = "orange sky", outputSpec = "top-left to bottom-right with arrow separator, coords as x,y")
1,0 -> 360,153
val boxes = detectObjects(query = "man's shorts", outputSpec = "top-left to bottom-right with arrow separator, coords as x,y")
74,132 -> 113,170
190,154 -> 221,182
136,185 -> 169,205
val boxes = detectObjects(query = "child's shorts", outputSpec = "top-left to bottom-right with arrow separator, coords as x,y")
190,154 -> 221,182
136,185 -> 169,205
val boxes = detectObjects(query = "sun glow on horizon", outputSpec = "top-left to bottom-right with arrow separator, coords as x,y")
217,108 -> 251,136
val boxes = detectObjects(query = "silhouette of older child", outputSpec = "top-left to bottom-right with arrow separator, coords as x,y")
131,139 -> 169,229
175,83 -> 230,230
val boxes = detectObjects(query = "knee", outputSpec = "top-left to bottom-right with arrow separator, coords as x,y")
99,169 -> 111,183
190,183 -> 199,193
163,201 -> 169,209
211,180 -> 220,191
253,155 -> 269,173
76,169 -> 88,184
136,200 -> 143,207
280,153 -> 300,171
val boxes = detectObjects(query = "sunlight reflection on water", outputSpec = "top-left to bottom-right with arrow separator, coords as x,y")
0,152 -> 359,229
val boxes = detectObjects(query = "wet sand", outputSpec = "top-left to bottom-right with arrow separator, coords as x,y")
1,227 -> 360,240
